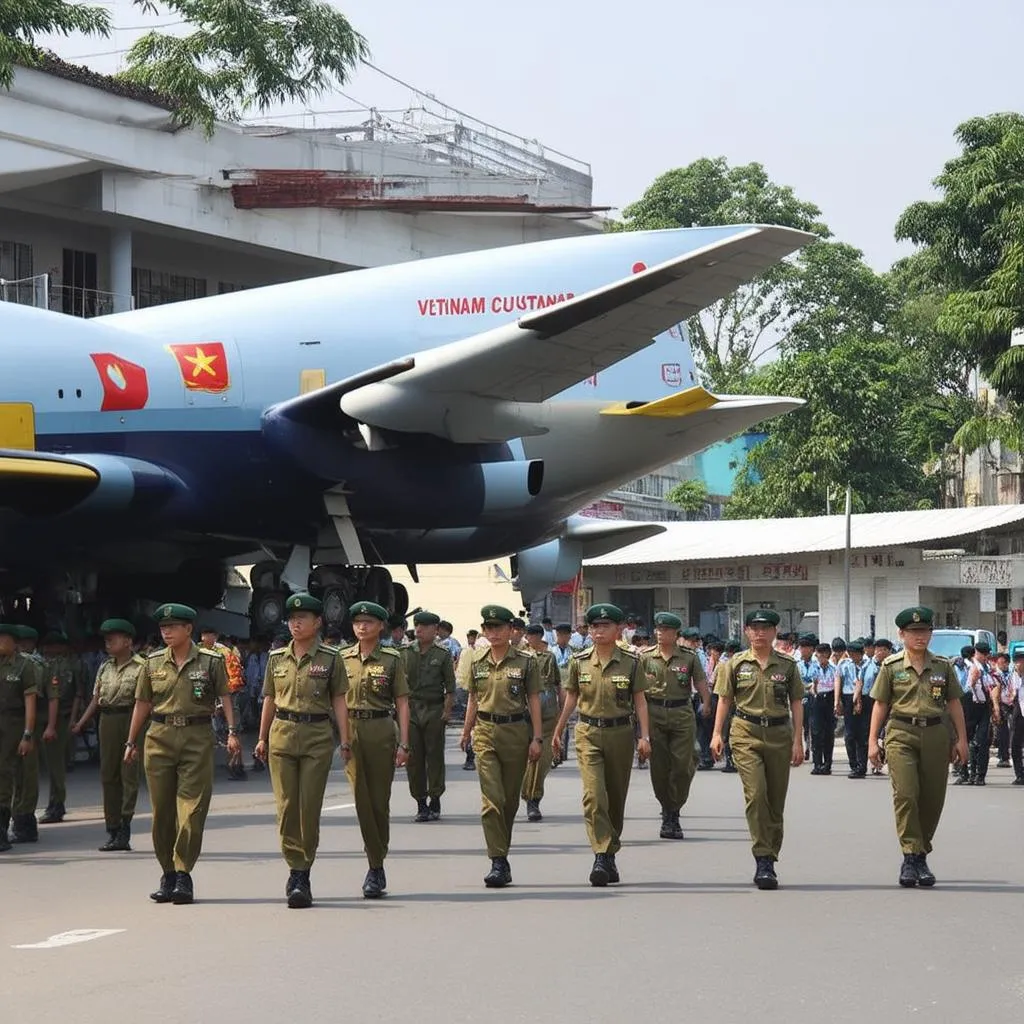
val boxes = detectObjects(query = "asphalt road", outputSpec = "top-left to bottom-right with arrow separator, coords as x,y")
3,737 -> 1021,1023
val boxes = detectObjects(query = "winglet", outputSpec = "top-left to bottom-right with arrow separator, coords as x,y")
600,386 -> 719,418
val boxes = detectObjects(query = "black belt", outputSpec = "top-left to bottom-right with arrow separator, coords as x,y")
348,708 -> 391,720
579,714 -> 632,728
99,706 -> 133,715
647,696 -> 691,709
814,692 -> 834,698
276,709 -> 330,723
734,709 -> 789,727
892,714 -> 943,728
477,711 -> 526,724
151,713 -> 212,727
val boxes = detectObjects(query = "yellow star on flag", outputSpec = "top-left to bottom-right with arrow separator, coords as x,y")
183,347 -> 218,378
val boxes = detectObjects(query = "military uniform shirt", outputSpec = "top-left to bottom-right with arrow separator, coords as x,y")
94,654 -> 146,708
641,646 -> 706,700
263,641 -> 348,714
532,648 -> 562,720
136,643 -> 230,715
566,647 -> 644,719
404,642 -> 456,704
871,651 -> 962,717
468,646 -> 541,716
342,645 -> 408,711
714,650 -> 803,717
50,654 -> 87,712
0,653 -> 40,713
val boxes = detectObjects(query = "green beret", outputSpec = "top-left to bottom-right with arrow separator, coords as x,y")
831,637 -> 847,651
525,623 -> 545,636
974,640 -> 991,655
0,623 -> 21,639
480,605 -> 514,625
653,612 -> 682,630
797,633 -> 817,646
745,609 -> 780,627
848,640 -> 864,654
555,622 -> 572,632
895,606 -> 933,630
100,618 -> 136,638
154,603 -> 197,624
42,630 -> 69,645
511,617 -> 526,630
585,603 -> 624,625
874,638 -> 893,649
815,642 -> 831,654
350,601 -> 389,623
412,611 -> 440,626
681,626 -> 702,640
285,592 -> 323,615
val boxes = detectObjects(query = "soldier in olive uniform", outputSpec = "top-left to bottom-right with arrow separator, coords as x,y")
342,601 -> 410,899
0,623 -> 39,853
38,631 -> 86,824
255,593 -> 349,909
404,611 -> 456,822
125,603 -> 241,905
521,623 -> 562,822
868,606 -> 968,888
460,605 -> 543,888
10,625 -> 53,843
72,619 -> 147,851
642,612 -> 711,840
553,604 -> 651,887
712,609 -> 804,890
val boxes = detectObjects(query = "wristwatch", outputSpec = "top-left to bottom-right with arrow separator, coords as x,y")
22,730 -> 32,741
641,736 -> 651,743
398,742 -> 410,752
531,736 -> 543,743
228,727 -> 239,736
125,740 -> 137,749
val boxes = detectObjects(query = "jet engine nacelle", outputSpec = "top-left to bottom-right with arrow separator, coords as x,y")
512,537 -> 583,603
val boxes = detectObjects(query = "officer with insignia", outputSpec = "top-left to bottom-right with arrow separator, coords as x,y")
521,622 -> 563,822
641,612 -> 711,840
342,601 -> 410,899
459,605 -> 542,888
0,623 -> 39,853
403,610 -> 456,822
553,603 -> 651,887
712,609 -> 804,890
38,631 -> 86,824
124,603 -> 241,905
254,593 -> 349,909
72,619 -> 147,851
868,606 -> 967,888
10,624 -> 53,844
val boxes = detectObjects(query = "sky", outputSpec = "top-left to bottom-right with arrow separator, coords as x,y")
49,0 -> 1023,271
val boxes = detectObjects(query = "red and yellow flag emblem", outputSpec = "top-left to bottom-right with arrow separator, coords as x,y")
167,342 -> 230,393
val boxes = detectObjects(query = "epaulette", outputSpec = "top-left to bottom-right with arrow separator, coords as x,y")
773,650 -> 796,662
318,643 -> 340,655
146,649 -> 165,660
432,640 -> 450,652
571,648 -> 591,659
882,652 -> 903,665
269,646 -> 288,656
638,644 -> 657,655
472,646 -> 491,662
379,646 -> 401,657
130,653 -> 146,664
198,646 -> 224,659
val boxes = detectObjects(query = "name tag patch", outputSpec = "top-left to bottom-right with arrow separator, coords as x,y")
770,673 -> 786,682
612,675 -> 630,689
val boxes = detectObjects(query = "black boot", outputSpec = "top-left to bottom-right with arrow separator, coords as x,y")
110,820 -> 132,852
484,857 -> 511,888
285,869 -> 301,898
150,872 -> 176,903
39,801 -> 65,824
362,867 -> 384,899
414,800 -> 430,822
899,853 -> 919,888
664,811 -> 685,840
914,854 -> 936,887
10,813 -> 38,843
171,872 -> 194,904
606,853 -> 620,884
99,827 -> 120,852
526,798 -> 542,822
462,753 -> 475,771
589,853 -> 611,887
0,809 -> 11,853
659,808 -> 673,839
427,796 -> 441,821
288,869 -> 312,909
754,856 -> 778,890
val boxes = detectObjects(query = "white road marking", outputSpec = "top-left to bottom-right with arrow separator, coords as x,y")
14,929 -> 125,950
322,802 -> 355,811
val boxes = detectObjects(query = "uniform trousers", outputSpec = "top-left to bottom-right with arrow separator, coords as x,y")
884,720 -> 950,854
42,711 -> 73,805
407,700 -> 446,802
0,713 -> 25,810
648,702 -> 696,813
522,715 -> 557,802
966,702 -> 991,781
99,709 -> 140,829
730,718 -> 793,859
811,694 -> 835,770
1009,703 -> 1024,779
576,721 -> 634,855
269,717 -> 335,870
345,715 -> 397,869
841,694 -> 868,773
144,721 -> 215,874
12,719 -> 42,816
473,720 -> 528,858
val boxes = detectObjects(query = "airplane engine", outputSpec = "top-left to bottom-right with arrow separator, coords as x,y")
511,537 -> 582,603
478,460 -> 544,513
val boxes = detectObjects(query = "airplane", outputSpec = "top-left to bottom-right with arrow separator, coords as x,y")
0,223 -> 812,637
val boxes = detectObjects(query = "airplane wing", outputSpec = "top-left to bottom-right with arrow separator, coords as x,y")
328,225 -> 814,436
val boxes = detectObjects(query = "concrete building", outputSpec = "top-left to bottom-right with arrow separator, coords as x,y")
582,505 -> 1024,641
0,55 -> 601,316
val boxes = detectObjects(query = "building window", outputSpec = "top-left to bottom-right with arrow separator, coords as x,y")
132,267 -> 208,308
0,240 -> 33,281
218,281 -> 245,294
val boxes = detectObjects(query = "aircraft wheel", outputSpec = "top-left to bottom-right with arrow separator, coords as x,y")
251,588 -> 287,637
392,582 -> 409,620
362,566 -> 394,612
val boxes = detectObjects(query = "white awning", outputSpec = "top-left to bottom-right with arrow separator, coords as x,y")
583,505 -> 1024,566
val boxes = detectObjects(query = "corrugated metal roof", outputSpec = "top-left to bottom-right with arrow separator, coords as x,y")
583,505 -> 1024,566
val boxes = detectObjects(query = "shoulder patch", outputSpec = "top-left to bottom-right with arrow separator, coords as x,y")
928,653 -> 951,665
432,640 -> 450,652
270,646 -> 288,656
638,644 -> 657,654
380,646 -> 400,657
882,652 -> 903,665
146,650 -> 165,660
571,649 -> 591,659
773,650 -> 796,663
473,647 -> 491,662
198,646 -> 225,659
341,643 -> 359,656
318,643 -> 340,655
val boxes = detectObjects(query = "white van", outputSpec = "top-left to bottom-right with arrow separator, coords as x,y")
929,628 -> 998,658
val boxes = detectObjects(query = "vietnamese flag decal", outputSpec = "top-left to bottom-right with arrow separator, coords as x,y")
167,342 -> 230,393
89,353 -> 150,412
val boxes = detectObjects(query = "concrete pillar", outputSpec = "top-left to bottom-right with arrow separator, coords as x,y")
110,227 -> 132,312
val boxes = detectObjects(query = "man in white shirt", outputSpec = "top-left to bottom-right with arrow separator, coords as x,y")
1009,649 -> 1024,785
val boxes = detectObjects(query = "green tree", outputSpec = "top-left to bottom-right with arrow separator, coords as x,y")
1,0 -> 368,134
665,479 -> 710,516
611,158 -> 830,389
